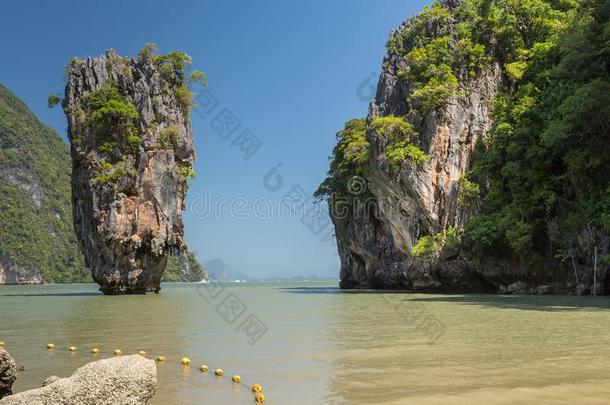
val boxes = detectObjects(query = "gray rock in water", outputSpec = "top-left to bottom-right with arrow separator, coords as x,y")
0,355 -> 156,405
0,348 -> 17,399
505,281 -> 530,295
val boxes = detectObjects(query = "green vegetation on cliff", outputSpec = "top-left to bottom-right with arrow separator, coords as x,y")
315,118 -> 369,200
54,45 -> 205,188
401,0 -> 610,273
391,2 -> 489,110
163,251 -> 207,282
371,117 -> 427,170
138,43 -> 207,114
465,0 -> 610,270
0,84 -> 88,282
320,0 -> 610,284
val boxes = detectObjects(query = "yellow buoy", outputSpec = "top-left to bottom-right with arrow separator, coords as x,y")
113,349 -> 122,356
0,342 -> 5,347
156,356 -> 166,362
232,374 -> 241,383
199,365 -> 208,372
69,346 -> 77,352
251,384 -> 262,393
214,368 -> 224,376
47,343 -> 56,349
138,351 -> 147,357
254,392 -> 266,403
181,357 -> 191,366
91,348 -> 100,354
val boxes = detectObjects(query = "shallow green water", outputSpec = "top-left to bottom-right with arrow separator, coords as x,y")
2,282 -> 610,404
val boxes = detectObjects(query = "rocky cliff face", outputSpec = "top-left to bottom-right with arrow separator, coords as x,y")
333,1 -> 502,290
63,49 -> 195,294
327,0 -> 610,294
0,259 -> 43,285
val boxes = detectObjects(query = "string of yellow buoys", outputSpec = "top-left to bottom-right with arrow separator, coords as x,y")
39,342 -> 268,404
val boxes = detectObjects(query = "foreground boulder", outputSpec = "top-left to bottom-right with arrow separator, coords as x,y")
61,48 -> 198,294
0,348 -> 16,399
0,355 -> 156,405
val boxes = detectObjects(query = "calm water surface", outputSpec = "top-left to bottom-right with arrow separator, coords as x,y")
1,281 -> 610,404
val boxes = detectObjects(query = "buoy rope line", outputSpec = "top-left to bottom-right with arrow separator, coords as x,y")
0,342 -> 268,404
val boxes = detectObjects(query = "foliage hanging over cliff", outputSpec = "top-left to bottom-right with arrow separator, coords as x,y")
0,84 -> 88,282
371,117 -> 427,170
315,118 -> 369,199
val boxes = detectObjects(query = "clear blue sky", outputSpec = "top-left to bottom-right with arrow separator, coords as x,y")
0,0 -> 430,278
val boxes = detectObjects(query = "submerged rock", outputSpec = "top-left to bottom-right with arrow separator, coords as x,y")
0,355 -> 156,405
62,49 -> 196,294
0,348 -> 16,399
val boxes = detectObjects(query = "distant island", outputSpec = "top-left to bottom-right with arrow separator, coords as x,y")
204,258 -> 249,282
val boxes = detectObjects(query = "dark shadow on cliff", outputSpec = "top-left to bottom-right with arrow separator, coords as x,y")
408,294 -> 610,312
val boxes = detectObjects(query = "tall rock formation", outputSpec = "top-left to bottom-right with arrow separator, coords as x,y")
323,1 -> 502,291
323,0 -> 609,294
62,48 -> 197,294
